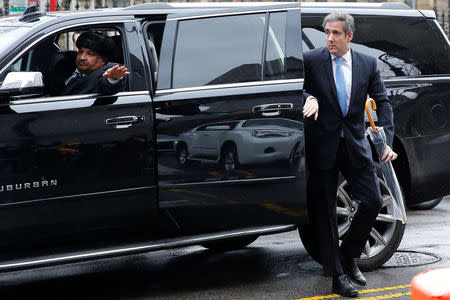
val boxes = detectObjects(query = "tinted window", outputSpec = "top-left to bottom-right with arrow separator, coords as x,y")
302,16 -> 450,77
173,14 -> 266,88
145,21 -> 165,86
264,12 -> 287,80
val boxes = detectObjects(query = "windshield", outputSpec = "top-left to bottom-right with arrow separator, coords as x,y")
0,26 -> 33,55
0,16 -> 38,57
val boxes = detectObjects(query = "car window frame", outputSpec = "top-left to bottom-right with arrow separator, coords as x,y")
156,8 -> 301,92
0,20 -> 132,104
171,12 -> 267,89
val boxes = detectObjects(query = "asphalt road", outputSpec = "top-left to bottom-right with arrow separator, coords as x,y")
0,196 -> 449,300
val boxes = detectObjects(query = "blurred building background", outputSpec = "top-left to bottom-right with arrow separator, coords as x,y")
0,0 -> 449,37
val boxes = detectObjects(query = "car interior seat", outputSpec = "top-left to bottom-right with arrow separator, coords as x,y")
45,50 -> 77,96
109,35 -> 124,65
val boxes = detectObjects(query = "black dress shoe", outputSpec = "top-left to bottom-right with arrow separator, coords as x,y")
332,275 -> 359,297
341,257 -> 367,286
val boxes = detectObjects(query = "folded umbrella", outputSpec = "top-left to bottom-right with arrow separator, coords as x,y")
365,99 -> 407,224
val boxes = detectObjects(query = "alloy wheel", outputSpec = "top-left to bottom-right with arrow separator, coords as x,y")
336,175 -> 398,259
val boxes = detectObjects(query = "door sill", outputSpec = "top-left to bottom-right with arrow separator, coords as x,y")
0,224 -> 296,272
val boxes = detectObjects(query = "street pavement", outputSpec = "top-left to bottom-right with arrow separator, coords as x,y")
0,196 -> 448,299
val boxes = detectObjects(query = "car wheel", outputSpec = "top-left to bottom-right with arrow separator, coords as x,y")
201,236 -> 259,252
298,164 -> 406,271
176,143 -> 190,166
221,144 -> 239,172
408,197 -> 443,210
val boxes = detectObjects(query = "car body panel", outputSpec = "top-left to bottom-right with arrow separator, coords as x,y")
0,1 -> 447,270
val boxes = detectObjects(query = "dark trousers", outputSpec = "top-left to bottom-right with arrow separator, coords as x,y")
307,138 -> 382,276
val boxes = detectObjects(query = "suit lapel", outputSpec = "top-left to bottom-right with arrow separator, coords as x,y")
349,49 -> 359,115
321,49 -> 343,116
63,66 -> 106,94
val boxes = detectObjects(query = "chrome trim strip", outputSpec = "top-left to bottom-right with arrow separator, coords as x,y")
383,76 -> 450,84
0,19 -> 135,76
160,176 -> 297,189
9,91 -> 149,105
0,186 -> 155,208
156,79 -> 304,95
0,225 -> 296,271
10,94 -> 98,105
116,90 -> 150,96
169,7 -> 300,21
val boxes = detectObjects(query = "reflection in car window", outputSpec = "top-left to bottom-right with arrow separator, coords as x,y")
265,12 -> 287,80
173,14 -> 266,88
242,118 -> 303,130
302,16 -> 450,77
198,122 -> 239,131
204,125 -> 232,131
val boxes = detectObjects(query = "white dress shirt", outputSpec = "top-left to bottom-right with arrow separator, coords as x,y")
331,49 -> 352,115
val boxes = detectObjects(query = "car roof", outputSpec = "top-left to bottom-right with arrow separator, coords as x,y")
123,2 -> 423,18
0,2 -> 301,28
300,2 -> 425,17
301,2 -> 411,9
0,1 -> 426,28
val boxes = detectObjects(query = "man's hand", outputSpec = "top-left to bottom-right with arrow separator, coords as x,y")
103,64 -> 130,80
303,97 -> 319,121
381,145 -> 398,162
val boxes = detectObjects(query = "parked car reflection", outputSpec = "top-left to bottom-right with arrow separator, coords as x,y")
174,118 -> 304,171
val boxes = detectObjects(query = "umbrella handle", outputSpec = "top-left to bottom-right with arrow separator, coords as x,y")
365,98 -> 378,133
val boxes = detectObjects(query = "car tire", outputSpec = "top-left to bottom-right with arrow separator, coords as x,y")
408,197 -> 443,210
201,236 -> 258,252
298,163 -> 406,271
176,143 -> 190,167
221,144 -> 239,172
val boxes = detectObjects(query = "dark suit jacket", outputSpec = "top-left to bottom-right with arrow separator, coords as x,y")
303,47 -> 394,170
59,62 -> 125,96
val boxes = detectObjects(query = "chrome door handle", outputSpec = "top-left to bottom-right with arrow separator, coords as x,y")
252,103 -> 293,116
105,115 -> 144,129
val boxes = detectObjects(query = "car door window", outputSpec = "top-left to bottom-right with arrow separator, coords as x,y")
264,12 -> 287,81
144,20 -> 166,90
0,26 -> 126,100
172,13 -> 266,88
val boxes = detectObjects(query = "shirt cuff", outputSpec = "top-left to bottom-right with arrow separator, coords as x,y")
107,77 -> 122,84
306,96 -> 317,102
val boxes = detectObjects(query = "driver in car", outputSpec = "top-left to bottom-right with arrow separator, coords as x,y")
57,31 -> 130,96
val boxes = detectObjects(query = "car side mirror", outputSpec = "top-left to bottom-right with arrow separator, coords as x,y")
0,72 -> 44,99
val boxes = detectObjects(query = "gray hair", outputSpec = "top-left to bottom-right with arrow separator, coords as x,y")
322,12 -> 355,36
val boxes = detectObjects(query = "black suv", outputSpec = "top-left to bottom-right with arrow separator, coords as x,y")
0,2 -> 448,273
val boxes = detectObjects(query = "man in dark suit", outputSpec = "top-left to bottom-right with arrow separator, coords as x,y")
57,31 -> 130,96
301,12 -> 398,297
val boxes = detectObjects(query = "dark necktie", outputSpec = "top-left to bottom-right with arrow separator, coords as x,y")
66,72 -> 81,86
335,56 -> 347,116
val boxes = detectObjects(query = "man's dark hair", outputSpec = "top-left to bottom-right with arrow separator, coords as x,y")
76,31 -> 116,60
